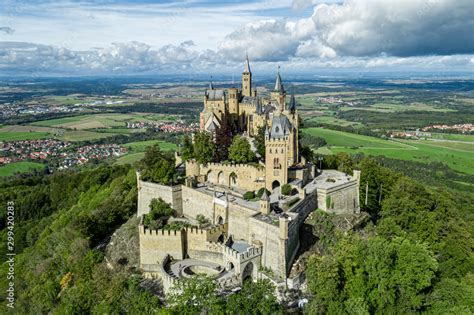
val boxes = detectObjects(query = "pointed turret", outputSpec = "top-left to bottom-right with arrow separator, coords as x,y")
274,67 -> 284,92
209,76 -> 214,90
244,53 -> 251,73
289,94 -> 297,113
242,54 -> 252,97
260,189 -> 270,214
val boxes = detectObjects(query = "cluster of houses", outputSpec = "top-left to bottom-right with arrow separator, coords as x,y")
316,96 -> 360,106
0,139 -> 70,162
422,123 -> 474,134
126,121 -> 198,133
0,140 -> 127,169
389,129 -> 432,139
1,103 -> 89,119
59,144 -> 127,169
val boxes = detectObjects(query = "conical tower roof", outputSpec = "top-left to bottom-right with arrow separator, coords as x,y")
274,67 -> 284,92
244,53 -> 251,73
260,189 -> 270,201
289,94 -> 297,111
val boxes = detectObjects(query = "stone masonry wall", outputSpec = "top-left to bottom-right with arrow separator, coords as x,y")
181,185 -> 214,220
227,203 -> 258,241
137,177 -> 182,216
139,224 -> 185,272
317,180 -> 360,214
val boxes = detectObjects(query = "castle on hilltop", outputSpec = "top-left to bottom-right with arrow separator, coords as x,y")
137,56 -> 361,293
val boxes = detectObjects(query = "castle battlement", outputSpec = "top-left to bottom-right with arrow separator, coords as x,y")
223,244 -> 262,262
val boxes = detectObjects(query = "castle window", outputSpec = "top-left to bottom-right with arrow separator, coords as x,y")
269,149 -> 272,154
281,149 -> 284,153
275,126 -> 280,133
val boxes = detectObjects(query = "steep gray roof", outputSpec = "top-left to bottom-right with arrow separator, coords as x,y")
206,89 -> 225,100
260,189 -> 270,201
289,94 -> 297,112
274,69 -> 284,92
241,96 -> 258,104
269,114 -> 292,139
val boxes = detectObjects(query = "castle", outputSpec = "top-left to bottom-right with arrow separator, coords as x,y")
137,57 -> 361,292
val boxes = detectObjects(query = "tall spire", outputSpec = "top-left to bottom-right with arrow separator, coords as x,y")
274,66 -> 284,92
209,76 -> 214,90
244,53 -> 251,73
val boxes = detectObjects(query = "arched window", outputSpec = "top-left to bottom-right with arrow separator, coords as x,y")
269,149 -> 272,154
275,126 -> 279,133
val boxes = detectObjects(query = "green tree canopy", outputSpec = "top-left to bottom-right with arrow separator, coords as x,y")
228,135 -> 257,164
193,131 -> 216,164
254,125 -> 266,159
227,279 -> 282,315
139,144 -> 177,185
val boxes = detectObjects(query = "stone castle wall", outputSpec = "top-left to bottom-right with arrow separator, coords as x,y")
137,176 -> 182,216
227,203 -> 258,241
186,160 -> 265,192
139,224 -> 185,271
181,185 -> 214,220
317,180 -> 360,214
248,216 -> 282,276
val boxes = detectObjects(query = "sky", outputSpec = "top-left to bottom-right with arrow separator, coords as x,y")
0,0 -> 473,77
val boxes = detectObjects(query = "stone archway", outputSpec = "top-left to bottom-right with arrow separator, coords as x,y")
242,262 -> 254,281
217,171 -> 225,185
272,180 -> 280,190
216,215 -> 224,225
229,172 -> 237,188
217,234 -> 225,243
227,262 -> 235,271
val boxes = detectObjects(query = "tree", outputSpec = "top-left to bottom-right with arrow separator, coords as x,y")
143,198 -> 173,229
181,134 -> 194,161
281,184 -> 292,196
214,118 -> 232,161
167,275 -> 224,314
140,144 -> 177,185
254,126 -> 266,159
193,131 -> 216,164
228,135 -> 256,163
227,279 -> 282,315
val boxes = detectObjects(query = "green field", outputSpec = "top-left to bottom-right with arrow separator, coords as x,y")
431,133 -> 474,142
305,128 -> 474,175
0,162 -> 45,177
116,140 -> 177,165
30,113 -> 159,130
0,131 -> 51,141
58,131 -> 119,142
123,140 -> 177,152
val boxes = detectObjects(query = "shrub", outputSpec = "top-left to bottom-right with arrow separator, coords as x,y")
281,184 -> 292,196
256,187 -> 270,198
243,191 -> 256,200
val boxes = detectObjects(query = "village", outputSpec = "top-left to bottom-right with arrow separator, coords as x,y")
0,139 -> 127,169
126,120 -> 199,133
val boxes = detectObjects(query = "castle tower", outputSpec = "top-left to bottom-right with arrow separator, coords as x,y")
271,67 -> 286,112
259,189 -> 270,215
265,115 -> 290,192
242,54 -> 252,97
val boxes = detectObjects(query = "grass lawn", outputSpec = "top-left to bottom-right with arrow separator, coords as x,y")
431,133 -> 474,142
304,128 -> 474,175
306,116 -> 363,128
115,152 -> 145,165
0,162 -> 45,177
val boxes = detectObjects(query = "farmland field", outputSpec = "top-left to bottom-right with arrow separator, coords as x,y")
304,127 -> 474,175
0,162 -> 45,177
30,113 -> 159,130
58,130 -> 119,142
0,126 -> 52,141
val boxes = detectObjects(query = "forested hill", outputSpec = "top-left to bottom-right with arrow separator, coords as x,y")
0,153 -> 473,313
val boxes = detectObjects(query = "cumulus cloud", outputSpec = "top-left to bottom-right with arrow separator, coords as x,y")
0,41 -> 219,75
0,27 -> 15,35
219,0 -> 474,61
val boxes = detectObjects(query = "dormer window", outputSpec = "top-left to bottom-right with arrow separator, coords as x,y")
275,126 -> 280,133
